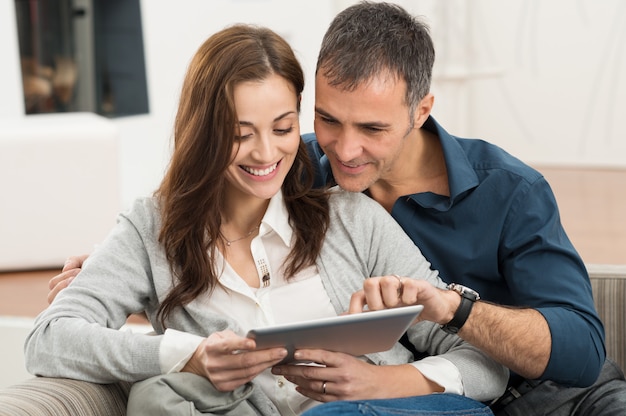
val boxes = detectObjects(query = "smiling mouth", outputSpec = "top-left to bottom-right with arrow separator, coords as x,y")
340,161 -> 361,168
241,162 -> 279,177
335,157 -> 369,170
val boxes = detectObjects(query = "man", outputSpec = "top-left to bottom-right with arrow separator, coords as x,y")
294,2 -> 625,415
52,2 -> 625,415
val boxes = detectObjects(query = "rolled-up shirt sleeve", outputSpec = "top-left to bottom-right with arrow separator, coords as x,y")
502,178 -> 605,386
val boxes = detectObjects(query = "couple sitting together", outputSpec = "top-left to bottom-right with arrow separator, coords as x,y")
27,2 -> 625,415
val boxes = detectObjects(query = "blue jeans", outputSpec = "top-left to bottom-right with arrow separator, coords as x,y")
302,394 -> 493,416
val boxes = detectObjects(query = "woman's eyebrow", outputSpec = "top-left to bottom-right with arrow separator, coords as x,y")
274,111 -> 297,122
238,111 -> 296,126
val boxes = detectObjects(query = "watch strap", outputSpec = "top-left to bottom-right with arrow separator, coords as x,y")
441,290 -> 477,334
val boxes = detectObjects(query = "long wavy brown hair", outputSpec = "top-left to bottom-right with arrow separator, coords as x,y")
154,25 -> 330,327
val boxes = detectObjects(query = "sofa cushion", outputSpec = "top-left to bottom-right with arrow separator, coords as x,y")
0,377 -> 130,416
588,264 -> 626,372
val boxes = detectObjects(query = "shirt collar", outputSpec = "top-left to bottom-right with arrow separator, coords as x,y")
260,190 -> 293,247
414,116 -> 479,209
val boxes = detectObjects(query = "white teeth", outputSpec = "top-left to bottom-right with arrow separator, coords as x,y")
242,163 -> 278,176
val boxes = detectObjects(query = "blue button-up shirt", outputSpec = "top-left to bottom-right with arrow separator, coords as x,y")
303,116 -> 605,387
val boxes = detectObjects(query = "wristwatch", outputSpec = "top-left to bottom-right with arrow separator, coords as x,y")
440,283 -> 480,334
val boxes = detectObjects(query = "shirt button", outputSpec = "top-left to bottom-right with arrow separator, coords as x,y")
278,378 -> 285,388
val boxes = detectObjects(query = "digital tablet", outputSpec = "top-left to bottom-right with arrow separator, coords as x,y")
246,305 -> 423,364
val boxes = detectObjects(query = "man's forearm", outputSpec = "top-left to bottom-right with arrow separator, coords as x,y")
459,301 -> 551,379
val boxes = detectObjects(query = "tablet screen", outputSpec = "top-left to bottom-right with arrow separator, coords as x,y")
246,305 -> 423,364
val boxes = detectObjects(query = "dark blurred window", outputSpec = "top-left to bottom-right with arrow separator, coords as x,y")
15,0 -> 149,117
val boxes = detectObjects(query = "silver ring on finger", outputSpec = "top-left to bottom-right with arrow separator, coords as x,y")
322,381 -> 327,395
393,274 -> 404,297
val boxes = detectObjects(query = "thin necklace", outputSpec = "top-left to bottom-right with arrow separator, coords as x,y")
220,225 -> 260,246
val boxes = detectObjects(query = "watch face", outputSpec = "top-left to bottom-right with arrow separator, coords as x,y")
448,283 -> 480,300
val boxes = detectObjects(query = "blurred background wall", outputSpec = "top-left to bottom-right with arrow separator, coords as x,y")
1,0 -> 624,210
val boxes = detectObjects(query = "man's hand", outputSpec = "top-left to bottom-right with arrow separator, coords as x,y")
349,275 -> 461,326
271,349 -> 442,402
182,330 -> 288,392
350,276 -> 551,379
47,254 -> 88,304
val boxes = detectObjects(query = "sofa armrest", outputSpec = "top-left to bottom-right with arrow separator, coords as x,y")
0,377 -> 130,416
587,264 -> 626,372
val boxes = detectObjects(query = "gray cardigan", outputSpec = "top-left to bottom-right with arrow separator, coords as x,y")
24,188 -> 507,410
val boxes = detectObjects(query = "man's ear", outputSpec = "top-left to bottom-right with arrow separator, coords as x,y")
413,93 -> 434,128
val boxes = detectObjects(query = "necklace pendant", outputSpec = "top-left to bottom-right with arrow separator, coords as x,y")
220,224 -> 260,247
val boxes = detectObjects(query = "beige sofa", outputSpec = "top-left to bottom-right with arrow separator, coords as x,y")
1,264 -> 624,415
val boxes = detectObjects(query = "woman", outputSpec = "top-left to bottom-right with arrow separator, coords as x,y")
25,25 -> 506,415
